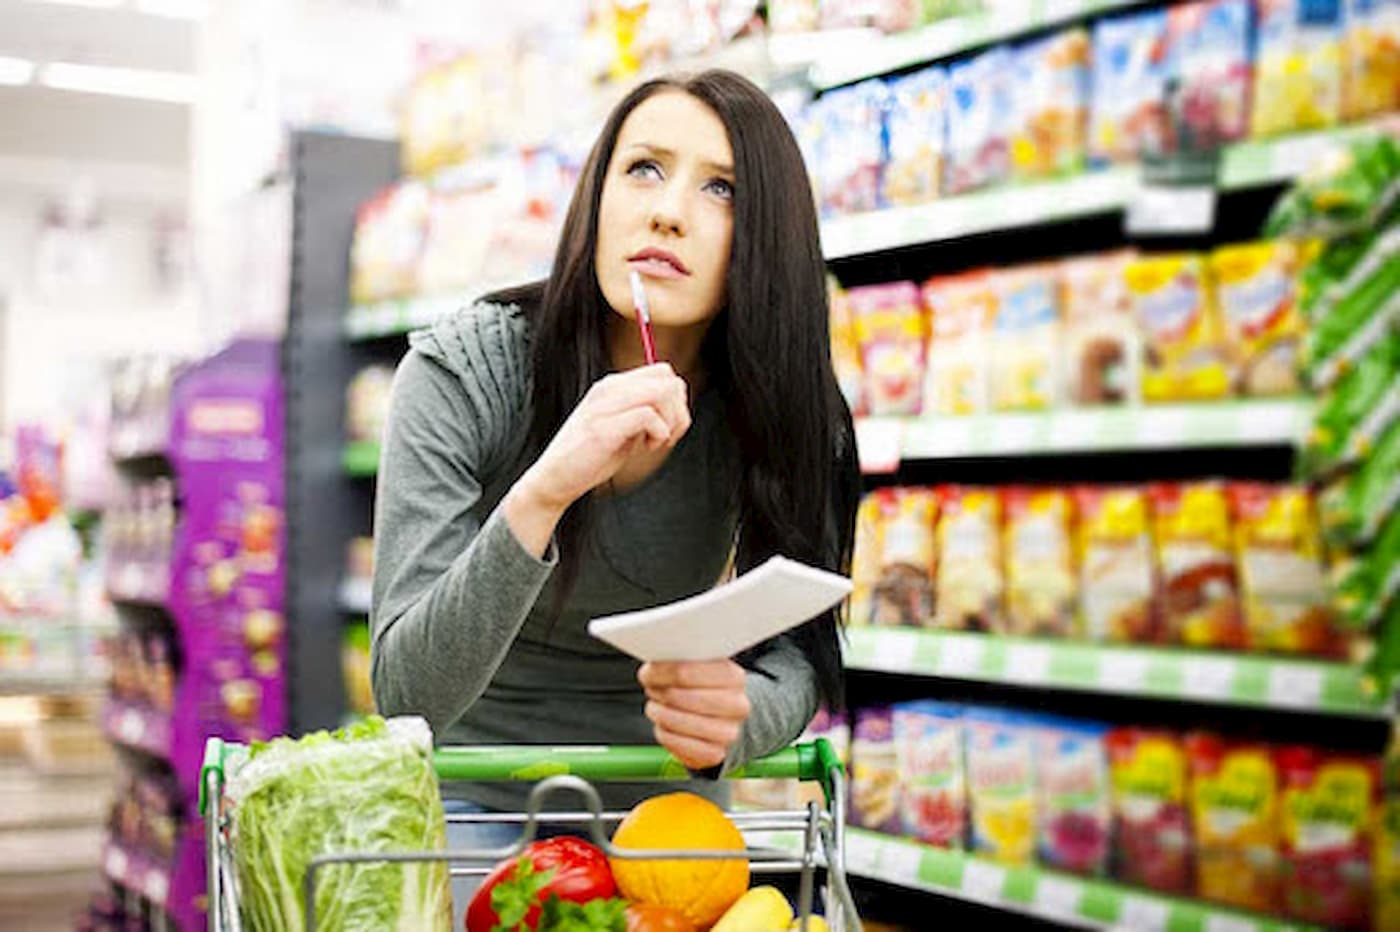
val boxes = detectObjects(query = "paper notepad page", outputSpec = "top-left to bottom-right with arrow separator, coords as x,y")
587,555 -> 853,662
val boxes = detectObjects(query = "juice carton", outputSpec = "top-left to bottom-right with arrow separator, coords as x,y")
1061,251 -> 1141,405
1186,733 -> 1281,913
921,270 -> 994,416
989,266 -> 1061,412
1075,486 -> 1160,643
934,487 -> 1005,632
1252,0 -> 1345,137
1108,728 -> 1192,893
1089,9 -> 1173,165
882,66 -> 947,206
829,278 -> 866,416
964,708 -> 1037,864
893,701 -> 966,848
1276,746 -> 1380,927
1210,240 -> 1303,397
1165,0 -> 1253,152
1343,0 -> 1400,121
1229,483 -> 1337,656
871,488 -> 939,628
851,707 -> 901,833
850,281 -> 927,416
1151,482 -> 1245,648
1125,253 -> 1233,402
1034,717 -> 1112,875
1009,27 -> 1091,180
945,46 -> 1014,194
1003,487 -> 1078,637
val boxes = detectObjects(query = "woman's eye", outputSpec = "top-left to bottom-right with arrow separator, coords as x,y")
705,178 -> 734,201
627,159 -> 662,181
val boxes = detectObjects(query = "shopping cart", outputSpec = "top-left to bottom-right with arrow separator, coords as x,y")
200,738 -> 863,931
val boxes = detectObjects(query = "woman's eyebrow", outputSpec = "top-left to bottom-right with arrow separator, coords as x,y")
625,141 -> 733,177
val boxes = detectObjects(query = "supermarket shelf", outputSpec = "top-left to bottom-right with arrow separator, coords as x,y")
853,398 -> 1312,472
345,279 -> 532,340
101,700 -> 172,760
844,628 -> 1384,718
342,440 -> 380,477
102,839 -> 171,909
337,576 -> 372,615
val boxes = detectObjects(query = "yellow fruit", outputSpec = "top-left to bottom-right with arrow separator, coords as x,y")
710,886 -> 793,932
609,793 -> 749,928
788,916 -> 831,931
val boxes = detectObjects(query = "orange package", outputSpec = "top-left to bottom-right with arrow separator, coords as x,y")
1229,483 -> 1337,656
1003,487 -> 1078,637
921,271 -> 994,416
1075,486 -> 1159,643
1186,733 -> 1280,913
1151,482 -> 1244,649
850,281 -> 928,416
1125,253 -> 1233,402
871,488 -> 939,628
934,487 -> 1004,632
1061,251 -> 1140,405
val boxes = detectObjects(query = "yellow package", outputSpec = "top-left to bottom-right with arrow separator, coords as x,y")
1210,240 -> 1303,397
989,266 -> 1062,411
829,279 -> 866,416
1343,0 -> 1400,121
1186,734 -> 1280,913
1075,486 -> 1159,643
1250,0 -> 1344,138
1003,487 -> 1077,637
935,487 -> 1004,632
1125,254 -> 1232,402
848,492 -> 889,627
401,54 -> 488,177
872,488 -> 939,628
921,271 -> 993,415
1152,482 -> 1245,649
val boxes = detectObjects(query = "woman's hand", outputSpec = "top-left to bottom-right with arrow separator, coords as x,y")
504,363 -> 690,555
639,660 -> 751,770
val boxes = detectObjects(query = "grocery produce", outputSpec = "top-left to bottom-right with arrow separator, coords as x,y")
467,838 -> 617,932
623,904 -> 695,932
709,886 -> 793,932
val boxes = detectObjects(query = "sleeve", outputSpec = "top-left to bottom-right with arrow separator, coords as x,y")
369,345 -> 556,735
722,635 -> 819,773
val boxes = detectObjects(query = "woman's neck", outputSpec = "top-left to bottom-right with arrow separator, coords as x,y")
606,314 -> 711,392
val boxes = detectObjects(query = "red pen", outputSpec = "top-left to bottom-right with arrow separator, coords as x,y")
629,269 -> 658,365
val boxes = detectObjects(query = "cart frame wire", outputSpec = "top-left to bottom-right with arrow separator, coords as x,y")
200,738 -> 863,931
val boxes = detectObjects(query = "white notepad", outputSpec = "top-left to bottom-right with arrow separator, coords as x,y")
587,555 -> 853,662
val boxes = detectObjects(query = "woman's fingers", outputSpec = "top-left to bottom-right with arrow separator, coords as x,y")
642,685 -> 751,720
645,700 -> 742,747
589,365 -> 690,439
639,660 -> 746,691
651,723 -> 728,770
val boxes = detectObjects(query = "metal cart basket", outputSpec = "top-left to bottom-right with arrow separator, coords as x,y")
200,738 -> 862,931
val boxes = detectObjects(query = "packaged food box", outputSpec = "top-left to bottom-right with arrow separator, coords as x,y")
1186,733 -> 1281,913
1061,251 -> 1141,405
849,491 -> 890,627
1151,482 -> 1245,648
934,486 -> 1005,632
871,487 -> 939,628
1089,9 -> 1172,165
964,707 -> 1037,864
988,265 -> 1061,411
851,707 -> 901,833
349,180 -> 430,305
1209,240 -> 1304,397
1034,716 -> 1111,875
1343,0 -> 1400,121
945,46 -> 1014,194
1164,0 -> 1253,152
850,281 -> 927,416
921,270 -> 993,415
1075,486 -> 1159,643
1003,487 -> 1078,637
1252,0 -> 1345,137
1229,483 -> 1337,656
893,701 -> 966,848
817,80 -> 889,216
1009,28 -> 1091,179
882,66 -> 947,206
829,278 -> 866,416
1108,728 -> 1192,893
1125,253 -> 1233,402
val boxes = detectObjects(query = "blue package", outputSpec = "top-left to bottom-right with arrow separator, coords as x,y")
882,66 -> 948,205
945,46 -> 1014,195
1166,0 -> 1254,151
1089,9 -> 1172,165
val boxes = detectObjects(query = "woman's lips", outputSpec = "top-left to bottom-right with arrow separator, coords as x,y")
627,257 -> 688,280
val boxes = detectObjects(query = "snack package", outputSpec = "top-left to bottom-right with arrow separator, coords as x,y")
1088,9 -> 1172,165
1108,728 -> 1192,893
1035,717 -> 1111,875
1003,487 -> 1078,637
1009,28 -> 1090,180
964,708 -> 1037,865
1061,251 -> 1141,406
1251,0 -> 1345,137
1318,418 -> 1400,549
1275,747 -> 1379,927
988,265 -> 1061,411
1265,135 -> 1400,238
818,81 -> 888,215
1300,332 -> 1400,478
850,281 -> 928,416
1229,483 -> 1337,656
830,278 -> 866,417
934,487 -> 1005,632
849,492 -> 889,627
882,67 -> 947,206
893,701 -> 966,848
1328,508 -> 1400,631
921,271 -> 994,415
851,707 -> 902,833
1075,486 -> 1159,643
871,488 -> 939,628
1164,0 -> 1253,152
1125,253 -> 1233,402
349,181 -> 430,305
1151,482 -> 1245,649
1186,734 -> 1281,913
945,46 -> 1014,194
1344,0 -> 1400,120
1209,240 -> 1303,397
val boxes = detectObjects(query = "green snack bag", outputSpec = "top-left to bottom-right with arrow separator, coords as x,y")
1299,233 -> 1378,321
1364,597 -> 1400,701
1302,332 -> 1400,477
1319,419 -> 1400,549
1265,136 -> 1400,238
1331,510 -> 1400,630
1303,247 -> 1400,386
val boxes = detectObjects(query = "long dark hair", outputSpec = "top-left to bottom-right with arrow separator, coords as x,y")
489,71 -> 859,712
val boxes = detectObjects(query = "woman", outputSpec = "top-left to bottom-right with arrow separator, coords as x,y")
370,69 -> 858,889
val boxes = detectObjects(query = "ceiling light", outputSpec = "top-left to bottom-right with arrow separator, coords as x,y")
0,56 -> 37,86
134,0 -> 210,19
40,62 -> 197,104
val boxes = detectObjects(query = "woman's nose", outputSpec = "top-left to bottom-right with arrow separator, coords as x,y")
648,185 -> 687,236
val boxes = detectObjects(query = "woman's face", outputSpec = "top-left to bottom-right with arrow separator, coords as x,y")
595,91 -> 735,333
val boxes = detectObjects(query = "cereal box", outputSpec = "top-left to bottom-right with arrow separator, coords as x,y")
1276,747 -> 1379,927
1344,0 -> 1400,121
1003,487 -> 1078,637
871,488 -> 939,628
851,707 -> 901,833
964,708 -> 1037,865
1229,483 -> 1337,656
1165,0 -> 1253,152
817,81 -> 889,216
1010,28 -> 1091,180
893,701 -> 966,848
988,266 -> 1061,411
1108,728 -> 1192,893
850,281 -> 927,416
1034,717 -> 1112,875
882,67 -> 947,206
1210,240 -> 1303,397
1061,251 -> 1141,405
934,487 -> 1005,632
1151,482 -> 1245,648
1075,486 -> 1159,643
1251,0 -> 1345,137
921,271 -> 993,416
1186,734 -> 1281,913
849,491 -> 889,626
945,46 -> 1014,195
1089,9 -> 1173,165
1125,253 -> 1233,402
829,278 -> 866,416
